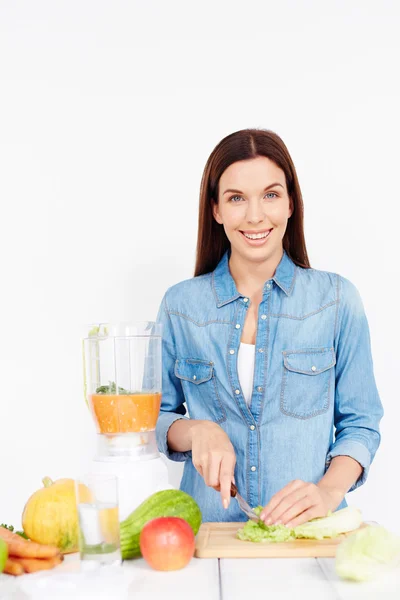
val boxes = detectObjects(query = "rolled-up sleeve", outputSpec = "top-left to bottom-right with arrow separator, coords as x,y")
326,275 -> 384,492
155,291 -> 192,462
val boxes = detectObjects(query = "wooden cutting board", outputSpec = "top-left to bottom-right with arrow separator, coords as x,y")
195,521 -> 367,558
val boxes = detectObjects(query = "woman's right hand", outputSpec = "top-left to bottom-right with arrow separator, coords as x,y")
189,420 -> 236,509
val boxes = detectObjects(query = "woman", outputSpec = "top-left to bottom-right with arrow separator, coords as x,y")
155,128 -> 383,526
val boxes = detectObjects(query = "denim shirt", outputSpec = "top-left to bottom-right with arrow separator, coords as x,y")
155,250 -> 383,523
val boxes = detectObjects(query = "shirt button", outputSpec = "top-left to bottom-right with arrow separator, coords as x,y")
235,324 -> 241,329
243,297 -> 249,303
261,314 -> 267,320
311,366 -> 317,372
250,425 -> 255,431
258,348 -> 264,353
229,349 -> 235,355
266,283 -> 272,290
193,375 -> 197,380
257,386 -> 263,392
235,389 -> 240,395
251,466 -> 257,472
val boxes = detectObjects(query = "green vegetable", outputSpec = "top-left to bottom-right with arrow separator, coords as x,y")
236,506 -> 363,543
88,325 -> 100,337
237,519 -> 295,543
0,539 -> 7,573
236,506 -> 294,543
96,381 -> 130,395
120,489 -> 202,559
293,506 -> 363,540
335,525 -> 400,582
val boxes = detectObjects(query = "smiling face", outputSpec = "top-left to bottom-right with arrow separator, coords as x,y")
213,156 -> 293,266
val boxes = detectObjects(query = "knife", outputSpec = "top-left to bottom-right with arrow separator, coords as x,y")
230,482 -> 259,522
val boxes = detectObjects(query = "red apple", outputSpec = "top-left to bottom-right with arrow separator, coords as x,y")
139,516 -> 195,571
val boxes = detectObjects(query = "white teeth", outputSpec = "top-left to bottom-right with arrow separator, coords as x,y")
243,230 -> 271,240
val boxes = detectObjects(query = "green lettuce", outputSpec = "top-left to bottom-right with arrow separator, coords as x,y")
293,507 -> 362,540
336,525 -> 400,582
237,519 -> 295,543
236,506 -> 295,543
236,506 -> 363,544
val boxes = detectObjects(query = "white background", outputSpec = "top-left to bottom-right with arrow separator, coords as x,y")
0,1 -> 399,532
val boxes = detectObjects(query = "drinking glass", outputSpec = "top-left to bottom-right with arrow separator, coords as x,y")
75,473 -> 121,566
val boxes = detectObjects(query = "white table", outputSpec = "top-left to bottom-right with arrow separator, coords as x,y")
1,552 -> 400,600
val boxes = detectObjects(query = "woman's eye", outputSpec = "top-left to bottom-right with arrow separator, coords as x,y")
229,192 -> 278,203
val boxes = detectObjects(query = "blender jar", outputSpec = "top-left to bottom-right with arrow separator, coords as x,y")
83,322 -> 162,460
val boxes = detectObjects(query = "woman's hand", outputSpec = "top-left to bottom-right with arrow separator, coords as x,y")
259,480 -> 345,528
189,420 -> 236,509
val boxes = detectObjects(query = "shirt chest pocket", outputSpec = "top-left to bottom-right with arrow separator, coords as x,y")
175,358 -> 226,424
280,348 -> 336,419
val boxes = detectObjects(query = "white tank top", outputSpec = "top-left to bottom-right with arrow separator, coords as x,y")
237,342 -> 256,405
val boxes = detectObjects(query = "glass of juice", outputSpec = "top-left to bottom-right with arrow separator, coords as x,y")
75,474 -> 121,566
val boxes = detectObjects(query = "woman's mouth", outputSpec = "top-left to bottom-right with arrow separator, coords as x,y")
239,228 -> 273,246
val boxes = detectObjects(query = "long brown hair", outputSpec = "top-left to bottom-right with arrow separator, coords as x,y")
194,128 -> 311,276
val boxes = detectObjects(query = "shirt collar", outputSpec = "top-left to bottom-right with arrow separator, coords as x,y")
212,249 -> 297,308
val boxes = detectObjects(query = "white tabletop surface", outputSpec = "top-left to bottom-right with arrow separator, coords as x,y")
1,550 -> 400,600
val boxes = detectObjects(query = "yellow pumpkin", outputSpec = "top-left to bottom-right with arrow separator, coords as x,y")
22,476 -> 91,554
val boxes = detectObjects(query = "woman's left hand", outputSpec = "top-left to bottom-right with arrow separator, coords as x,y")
259,480 -> 344,529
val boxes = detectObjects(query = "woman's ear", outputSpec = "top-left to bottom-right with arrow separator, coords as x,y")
288,197 -> 294,219
212,200 -> 223,225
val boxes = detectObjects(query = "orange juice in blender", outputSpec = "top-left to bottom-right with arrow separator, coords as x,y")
83,322 -> 163,460
90,390 -> 161,434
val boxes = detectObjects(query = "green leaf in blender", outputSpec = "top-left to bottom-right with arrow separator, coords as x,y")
95,381 -> 131,394
88,325 -> 100,337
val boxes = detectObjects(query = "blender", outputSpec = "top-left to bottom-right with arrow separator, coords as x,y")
82,322 -> 171,521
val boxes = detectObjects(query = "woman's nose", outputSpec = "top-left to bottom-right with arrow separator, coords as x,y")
246,201 -> 265,224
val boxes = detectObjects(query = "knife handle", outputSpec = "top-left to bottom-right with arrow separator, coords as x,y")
230,482 -> 238,498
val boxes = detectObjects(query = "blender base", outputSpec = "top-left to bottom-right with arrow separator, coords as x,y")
94,431 -> 160,461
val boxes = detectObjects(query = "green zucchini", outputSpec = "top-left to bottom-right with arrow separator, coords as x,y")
120,489 -> 202,559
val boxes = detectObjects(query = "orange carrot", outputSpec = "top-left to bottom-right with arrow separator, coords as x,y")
0,527 -> 25,543
3,558 -> 24,576
0,527 -> 60,558
7,540 -> 60,558
11,554 -> 63,573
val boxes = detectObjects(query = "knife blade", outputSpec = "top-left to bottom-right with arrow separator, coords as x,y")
230,483 -> 259,522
